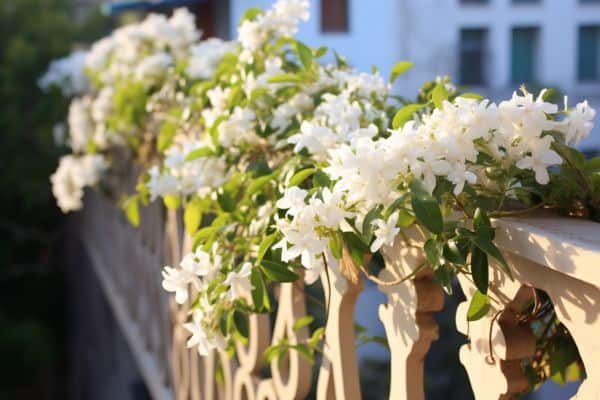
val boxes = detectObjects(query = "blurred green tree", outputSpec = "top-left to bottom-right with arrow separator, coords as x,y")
0,1 -> 112,397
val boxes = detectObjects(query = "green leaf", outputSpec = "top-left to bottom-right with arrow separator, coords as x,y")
123,196 -> 140,227
250,268 -> 270,311
264,344 -> 287,364
258,233 -> 279,263
410,179 -> 443,235
362,206 -> 382,243
459,92 -> 484,100
443,240 -> 466,265
289,168 -> 315,187
295,41 -> 313,69
471,246 -> 489,294
342,231 -> 369,266
185,146 -> 215,161
217,190 -> 235,212
233,310 -> 249,339
163,195 -> 180,210
467,290 -> 491,321
247,175 -> 273,197
432,83 -> 449,109
392,103 -> 426,129
584,157 -> 600,172
294,344 -> 314,363
329,232 -> 343,259
312,170 -> 331,188
267,74 -> 303,84
293,315 -> 313,332
390,61 -> 415,83
309,327 -> 325,348
396,209 -> 416,228
239,7 -> 262,24
184,198 -> 203,234
473,208 -> 494,240
424,239 -> 441,267
552,142 -> 585,171
315,46 -> 328,58
471,236 -> 512,279
261,259 -> 299,282
157,121 -> 178,152
192,226 -> 217,250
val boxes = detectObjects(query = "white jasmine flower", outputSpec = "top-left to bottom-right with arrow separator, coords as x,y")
277,187 -> 308,216
370,212 -> 400,252
50,154 -> 107,213
187,39 -> 235,80
224,262 -> 253,301
134,52 -> 172,81
38,50 -> 90,96
562,100 -> 596,145
184,310 -> 226,356
515,136 -> 562,184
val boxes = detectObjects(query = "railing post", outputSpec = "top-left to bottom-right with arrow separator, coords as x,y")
379,237 -> 444,400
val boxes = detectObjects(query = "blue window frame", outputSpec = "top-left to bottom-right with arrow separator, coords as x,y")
579,26 -> 600,81
511,27 -> 539,84
459,28 -> 487,85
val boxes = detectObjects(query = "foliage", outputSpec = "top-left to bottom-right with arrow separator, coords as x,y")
42,0 -> 596,394
0,0 -> 112,396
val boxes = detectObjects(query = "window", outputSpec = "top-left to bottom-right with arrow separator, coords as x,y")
321,0 -> 348,32
512,0 -> 540,4
578,26 -> 600,81
459,28 -> 487,86
511,27 -> 539,84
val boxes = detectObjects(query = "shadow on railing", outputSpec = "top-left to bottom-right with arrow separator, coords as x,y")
79,193 -> 600,400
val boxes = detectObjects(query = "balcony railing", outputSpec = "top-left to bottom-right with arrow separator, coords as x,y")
79,192 -> 600,400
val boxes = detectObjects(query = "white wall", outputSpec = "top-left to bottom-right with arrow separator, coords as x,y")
228,0 -> 600,149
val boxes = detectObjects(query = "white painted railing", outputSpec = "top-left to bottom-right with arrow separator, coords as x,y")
80,193 -> 600,399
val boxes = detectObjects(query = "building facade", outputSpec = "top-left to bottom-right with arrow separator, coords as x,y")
229,0 -> 600,150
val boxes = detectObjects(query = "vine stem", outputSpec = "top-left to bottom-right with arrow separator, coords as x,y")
358,261 -> 427,287
452,193 -> 473,218
486,309 -> 504,365
489,202 -> 547,218
321,253 -> 332,340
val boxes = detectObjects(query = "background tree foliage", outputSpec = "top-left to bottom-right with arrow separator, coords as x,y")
0,1 -> 111,397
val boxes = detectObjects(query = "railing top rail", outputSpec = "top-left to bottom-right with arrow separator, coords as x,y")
494,213 -> 600,289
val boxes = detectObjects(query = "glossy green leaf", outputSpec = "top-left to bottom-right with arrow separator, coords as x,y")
471,236 -> 512,279
295,41 -> 313,69
471,246 -> 489,294
329,232 -> 343,259
250,268 -> 270,311
424,239 -> 441,267
185,146 -> 215,161
233,310 -> 249,339
390,61 -> 415,83
467,290 -> 490,321
123,196 -> 140,227
432,83 -> 449,109
443,240 -> 466,265
410,179 -> 443,234
258,233 -> 279,263
293,315 -> 313,332
392,103 -> 425,129
261,259 -> 299,282
184,198 -> 203,234
289,168 -> 315,187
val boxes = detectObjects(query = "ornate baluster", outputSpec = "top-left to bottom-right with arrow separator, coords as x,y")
270,279 -> 312,399
456,265 -> 536,400
316,253 -> 363,400
379,237 -> 444,400
498,253 -> 600,400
